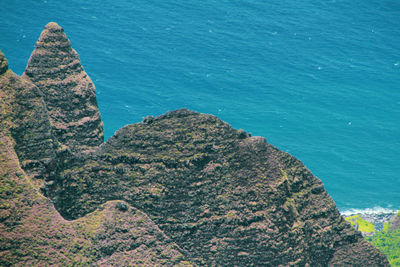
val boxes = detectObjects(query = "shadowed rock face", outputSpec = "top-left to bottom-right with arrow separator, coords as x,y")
0,138 -> 191,266
0,23 -> 390,266
23,22 -> 104,154
0,49 -> 193,266
0,51 -> 57,180
0,51 -> 8,75
46,109 -> 389,266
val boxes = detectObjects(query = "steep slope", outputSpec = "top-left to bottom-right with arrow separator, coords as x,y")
0,50 -> 57,181
0,165 -> 191,266
0,51 -> 193,266
22,22 -> 104,154
46,109 -> 389,266
0,22 -> 391,266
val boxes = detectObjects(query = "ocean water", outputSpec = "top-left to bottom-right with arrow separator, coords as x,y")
1,0 -> 399,213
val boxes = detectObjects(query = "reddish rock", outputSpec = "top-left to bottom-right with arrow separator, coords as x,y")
0,53 -> 57,180
23,22 -> 104,154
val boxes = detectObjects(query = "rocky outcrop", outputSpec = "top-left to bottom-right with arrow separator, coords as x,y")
0,149 -> 191,266
0,51 -> 8,75
23,22 -> 103,154
390,212 -> 400,230
46,109 -> 389,266
0,23 -> 390,266
0,51 -> 192,267
0,51 -> 57,180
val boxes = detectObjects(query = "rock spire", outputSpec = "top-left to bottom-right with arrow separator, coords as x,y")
0,22 -> 390,266
23,22 -> 104,154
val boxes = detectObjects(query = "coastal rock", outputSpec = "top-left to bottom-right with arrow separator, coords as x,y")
0,50 -> 8,75
47,109 -> 389,266
390,212 -> 400,230
0,23 -> 390,266
0,52 -> 57,180
0,51 -> 193,266
23,22 -> 104,154
0,144 -> 191,265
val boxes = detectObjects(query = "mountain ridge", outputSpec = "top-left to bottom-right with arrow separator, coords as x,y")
0,22 -> 389,266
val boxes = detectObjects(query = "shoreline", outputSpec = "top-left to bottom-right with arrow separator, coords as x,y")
340,207 -> 399,216
340,209 -> 398,232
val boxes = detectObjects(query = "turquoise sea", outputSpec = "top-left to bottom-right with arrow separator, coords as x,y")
1,0 -> 399,213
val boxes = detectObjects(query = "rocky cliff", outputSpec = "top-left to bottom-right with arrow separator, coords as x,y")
0,48 -> 191,266
0,23 -> 390,266
23,22 -> 104,154
0,50 -> 57,181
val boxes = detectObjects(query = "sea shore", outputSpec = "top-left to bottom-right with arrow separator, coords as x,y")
341,209 -> 398,232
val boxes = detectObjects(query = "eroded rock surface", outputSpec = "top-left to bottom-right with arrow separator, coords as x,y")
46,109 -> 389,266
0,50 -> 192,267
0,51 -> 57,180
23,22 -> 103,154
0,22 -> 390,266
0,51 -> 8,75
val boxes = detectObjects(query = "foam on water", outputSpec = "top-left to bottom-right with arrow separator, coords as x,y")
341,207 -> 399,216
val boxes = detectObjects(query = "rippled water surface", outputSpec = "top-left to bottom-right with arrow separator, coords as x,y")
1,0 -> 399,212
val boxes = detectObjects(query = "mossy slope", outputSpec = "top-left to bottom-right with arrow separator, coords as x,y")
345,214 -> 376,233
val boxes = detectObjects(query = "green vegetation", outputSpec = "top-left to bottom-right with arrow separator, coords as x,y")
344,213 -> 400,265
345,215 -> 375,233
366,221 -> 400,266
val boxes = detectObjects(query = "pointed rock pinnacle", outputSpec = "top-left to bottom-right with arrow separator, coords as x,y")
23,22 -> 104,153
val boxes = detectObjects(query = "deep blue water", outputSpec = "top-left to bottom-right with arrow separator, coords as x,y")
1,0 -> 399,213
